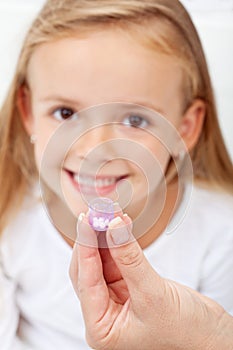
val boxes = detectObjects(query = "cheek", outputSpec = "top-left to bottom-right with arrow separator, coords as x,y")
127,138 -> 171,197
134,138 -> 171,175
33,119 -> 58,170
150,143 -> 170,168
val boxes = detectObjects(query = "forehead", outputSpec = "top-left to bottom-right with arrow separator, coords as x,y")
27,29 -> 183,113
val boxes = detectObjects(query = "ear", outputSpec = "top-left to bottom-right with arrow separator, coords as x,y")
17,85 -> 34,136
178,99 -> 206,151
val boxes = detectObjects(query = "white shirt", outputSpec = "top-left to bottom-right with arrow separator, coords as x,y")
0,183 -> 233,350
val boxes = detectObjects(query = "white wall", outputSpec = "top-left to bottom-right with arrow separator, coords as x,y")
0,0 -> 46,103
0,0 -> 232,158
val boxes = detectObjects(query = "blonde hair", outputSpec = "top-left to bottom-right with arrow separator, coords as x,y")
0,0 -> 232,233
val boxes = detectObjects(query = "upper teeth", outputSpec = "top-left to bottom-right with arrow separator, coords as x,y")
73,174 -> 116,188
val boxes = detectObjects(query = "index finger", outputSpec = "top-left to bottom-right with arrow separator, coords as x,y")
70,214 -> 110,326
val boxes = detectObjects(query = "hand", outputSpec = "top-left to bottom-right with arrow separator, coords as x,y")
69,213 -> 233,350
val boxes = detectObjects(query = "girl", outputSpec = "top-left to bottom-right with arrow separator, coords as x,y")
0,0 -> 232,349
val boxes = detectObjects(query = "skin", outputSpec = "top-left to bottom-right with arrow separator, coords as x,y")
70,213 -> 233,350
18,28 -> 233,349
18,28 -> 205,249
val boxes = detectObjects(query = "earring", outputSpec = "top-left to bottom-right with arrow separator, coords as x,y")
30,134 -> 37,144
173,150 -> 186,162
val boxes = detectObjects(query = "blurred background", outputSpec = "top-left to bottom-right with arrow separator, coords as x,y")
0,0 -> 232,158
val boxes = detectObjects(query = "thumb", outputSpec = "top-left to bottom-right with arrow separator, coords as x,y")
106,215 -> 164,302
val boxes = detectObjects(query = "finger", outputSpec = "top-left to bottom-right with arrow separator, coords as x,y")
73,214 -> 110,325
99,247 -> 122,283
99,213 -> 132,284
69,214 -> 86,293
69,212 -> 96,292
106,216 -> 164,306
69,238 -> 79,293
95,203 -> 125,249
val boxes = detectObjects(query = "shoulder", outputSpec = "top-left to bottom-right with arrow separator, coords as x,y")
189,183 -> 233,231
172,182 -> 233,254
167,182 -> 233,236
1,193 -> 44,246
190,186 -> 233,314
165,182 -> 233,248
0,189 -> 53,276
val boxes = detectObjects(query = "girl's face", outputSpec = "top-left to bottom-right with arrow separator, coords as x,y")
23,29 -> 204,217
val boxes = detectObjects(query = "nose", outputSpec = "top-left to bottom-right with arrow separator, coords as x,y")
70,124 -> 117,164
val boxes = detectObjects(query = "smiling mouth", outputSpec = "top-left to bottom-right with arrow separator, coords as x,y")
65,170 -> 128,194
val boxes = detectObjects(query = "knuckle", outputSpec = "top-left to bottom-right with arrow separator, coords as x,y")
116,245 -> 144,268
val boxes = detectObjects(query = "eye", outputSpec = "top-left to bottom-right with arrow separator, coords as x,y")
52,107 -> 77,121
122,115 -> 149,129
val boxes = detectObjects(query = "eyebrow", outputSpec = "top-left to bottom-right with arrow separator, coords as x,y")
39,95 -> 164,115
39,96 -> 80,105
129,100 -> 164,115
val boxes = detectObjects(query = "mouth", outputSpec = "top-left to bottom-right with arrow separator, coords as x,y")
64,169 -> 129,195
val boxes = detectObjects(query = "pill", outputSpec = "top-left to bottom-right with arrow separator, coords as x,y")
88,197 -> 114,231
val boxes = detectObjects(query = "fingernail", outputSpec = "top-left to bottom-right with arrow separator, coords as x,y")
113,202 -> 122,213
108,216 -> 130,245
78,213 -> 85,222
76,213 -> 85,240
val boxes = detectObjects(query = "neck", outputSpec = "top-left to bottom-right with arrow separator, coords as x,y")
137,179 -> 182,249
50,178 -> 183,250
